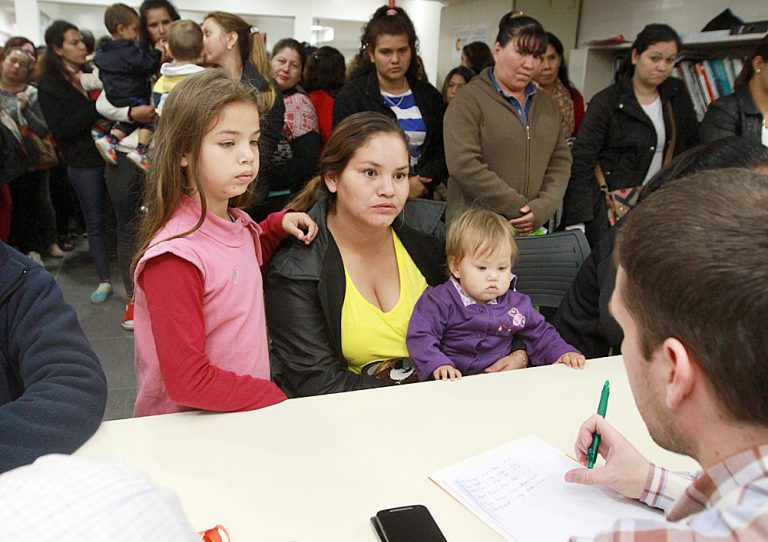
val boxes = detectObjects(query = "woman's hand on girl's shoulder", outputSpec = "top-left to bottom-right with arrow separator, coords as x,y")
282,212 -> 318,245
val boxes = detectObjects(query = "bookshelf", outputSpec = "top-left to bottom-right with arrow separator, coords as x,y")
568,32 -> 767,109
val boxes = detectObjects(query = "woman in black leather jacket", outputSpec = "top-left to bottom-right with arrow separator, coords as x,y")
264,113 -> 447,398
701,36 -> 768,145
560,24 -> 699,246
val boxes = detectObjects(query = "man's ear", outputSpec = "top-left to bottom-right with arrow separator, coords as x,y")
661,337 -> 695,410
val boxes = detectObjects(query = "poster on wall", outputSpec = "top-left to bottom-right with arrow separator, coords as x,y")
452,25 -> 489,59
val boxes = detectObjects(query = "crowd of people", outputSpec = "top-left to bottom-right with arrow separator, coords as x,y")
1,1 -> 767,539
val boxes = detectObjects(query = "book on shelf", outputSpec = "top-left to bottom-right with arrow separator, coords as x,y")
672,56 -> 746,121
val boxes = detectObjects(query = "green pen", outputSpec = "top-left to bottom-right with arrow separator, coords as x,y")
587,380 -> 610,469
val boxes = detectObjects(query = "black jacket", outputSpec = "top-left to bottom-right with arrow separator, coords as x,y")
561,77 -> 699,236
700,85 -> 764,144
264,198 -> 446,398
241,62 -> 285,200
0,242 -> 107,473
332,71 -> 448,190
93,39 -> 160,106
551,227 -> 623,359
38,72 -> 103,168
0,122 -> 27,184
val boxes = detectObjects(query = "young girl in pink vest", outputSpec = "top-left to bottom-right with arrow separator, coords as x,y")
131,70 -> 318,417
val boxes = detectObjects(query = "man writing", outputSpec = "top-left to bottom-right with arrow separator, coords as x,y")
564,169 -> 768,540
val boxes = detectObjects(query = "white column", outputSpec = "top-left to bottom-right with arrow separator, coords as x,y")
293,10 -> 313,45
400,0 -> 445,85
14,0 -> 41,44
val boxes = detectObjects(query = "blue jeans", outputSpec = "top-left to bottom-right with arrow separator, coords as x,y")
68,166 -> 110,282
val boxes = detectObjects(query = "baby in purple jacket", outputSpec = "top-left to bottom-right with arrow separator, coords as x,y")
407,208 -> 585,381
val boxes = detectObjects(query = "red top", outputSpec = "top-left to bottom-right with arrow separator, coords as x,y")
137,210 -> 290,412
308,89 -> 335,145
570,86 -> 586,137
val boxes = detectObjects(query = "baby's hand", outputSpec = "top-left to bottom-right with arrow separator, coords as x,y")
484,350 -> 527,372
433,365 -> 462,381
556,352 -> 586,369
282,212 -> 318,245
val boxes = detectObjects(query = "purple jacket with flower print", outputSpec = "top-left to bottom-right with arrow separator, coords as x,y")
407,277 -> 579,380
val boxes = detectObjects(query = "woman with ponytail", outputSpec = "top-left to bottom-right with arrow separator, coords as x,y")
201,11 -> 285,190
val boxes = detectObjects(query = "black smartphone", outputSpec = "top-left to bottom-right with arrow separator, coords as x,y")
371,504 -> 448,542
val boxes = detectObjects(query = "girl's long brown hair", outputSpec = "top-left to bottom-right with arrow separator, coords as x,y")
204,11 -> 275,110
287,111 -> 409,213
131,69 -> 262,273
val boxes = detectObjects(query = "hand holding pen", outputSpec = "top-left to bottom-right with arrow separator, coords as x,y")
563,383 -> 652,499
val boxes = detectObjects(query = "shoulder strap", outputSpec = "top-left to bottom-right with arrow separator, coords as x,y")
594,162 -> 608,191
663,101 -> 677,165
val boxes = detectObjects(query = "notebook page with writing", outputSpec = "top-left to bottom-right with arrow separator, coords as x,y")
429,435 -> 663,541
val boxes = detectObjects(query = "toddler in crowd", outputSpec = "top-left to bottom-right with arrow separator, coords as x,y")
407,208 -> 585,380
93,3 -> 160,171
132,70 -> 318,417
152,19 -> 206,116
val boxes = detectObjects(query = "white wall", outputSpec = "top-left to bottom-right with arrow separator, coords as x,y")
0,2 -> 14,43
437,0 -> 513,89
2,0 -> 383,49
577,0 -> 768,45
437,0 -> 581,90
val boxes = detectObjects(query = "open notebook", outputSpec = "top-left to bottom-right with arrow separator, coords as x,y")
429,436 -> 663,541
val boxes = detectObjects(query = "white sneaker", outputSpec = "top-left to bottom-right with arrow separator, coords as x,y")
94,135 -> 118,165
90,281 -> 113,304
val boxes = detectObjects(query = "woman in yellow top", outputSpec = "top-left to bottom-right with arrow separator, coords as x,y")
264,112 -> 451,397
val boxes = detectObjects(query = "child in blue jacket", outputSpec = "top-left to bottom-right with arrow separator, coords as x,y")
93,3 -> 160,171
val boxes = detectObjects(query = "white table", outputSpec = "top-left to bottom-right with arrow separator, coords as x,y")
76,357 -> 698,541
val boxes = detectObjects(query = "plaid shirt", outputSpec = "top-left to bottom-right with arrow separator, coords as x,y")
571,444 -> 768,541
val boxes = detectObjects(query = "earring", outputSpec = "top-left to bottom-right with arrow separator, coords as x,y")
757,69 -> 762,74
227,44 -> 232,50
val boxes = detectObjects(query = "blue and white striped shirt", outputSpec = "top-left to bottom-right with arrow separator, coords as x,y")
381,90 -> 426,174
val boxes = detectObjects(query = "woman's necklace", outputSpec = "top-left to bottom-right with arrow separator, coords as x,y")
382,92 -> 406,108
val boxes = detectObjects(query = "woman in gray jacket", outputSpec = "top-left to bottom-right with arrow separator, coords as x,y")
0,46 -> 64,262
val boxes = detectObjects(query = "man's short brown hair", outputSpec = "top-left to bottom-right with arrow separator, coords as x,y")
167,20 -> 203,62
615,169 -> 768,425
104,3 -> 139,36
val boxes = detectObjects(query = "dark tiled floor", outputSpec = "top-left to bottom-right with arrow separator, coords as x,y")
44,239 -> 136,420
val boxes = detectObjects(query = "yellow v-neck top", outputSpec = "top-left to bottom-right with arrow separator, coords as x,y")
341,231 -> 428,373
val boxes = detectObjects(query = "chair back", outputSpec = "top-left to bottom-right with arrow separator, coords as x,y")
513,230 -> 591,308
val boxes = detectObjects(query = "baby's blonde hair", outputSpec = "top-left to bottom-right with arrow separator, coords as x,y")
446,208 -> 518,274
